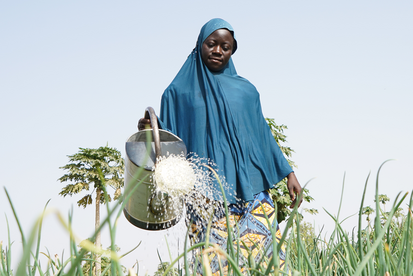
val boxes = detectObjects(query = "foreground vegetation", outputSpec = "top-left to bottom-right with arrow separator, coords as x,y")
1,161 -> 412,275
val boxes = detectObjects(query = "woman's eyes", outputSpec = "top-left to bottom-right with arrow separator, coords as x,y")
205,41 -> 231,51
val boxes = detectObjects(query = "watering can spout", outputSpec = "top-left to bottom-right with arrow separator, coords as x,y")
123,107 -> 187,231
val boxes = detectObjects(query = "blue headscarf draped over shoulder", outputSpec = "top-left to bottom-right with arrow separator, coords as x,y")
158,18 -> 292,204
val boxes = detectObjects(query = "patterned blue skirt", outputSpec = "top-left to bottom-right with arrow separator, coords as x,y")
186,190 -> 290,275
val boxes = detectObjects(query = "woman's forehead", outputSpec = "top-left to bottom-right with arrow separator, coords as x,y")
204,29 -> 232,42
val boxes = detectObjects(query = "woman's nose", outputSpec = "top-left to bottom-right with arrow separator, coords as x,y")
212,46 -> 222,55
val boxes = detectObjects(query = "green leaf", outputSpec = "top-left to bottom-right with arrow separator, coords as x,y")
265,118 -> 316,223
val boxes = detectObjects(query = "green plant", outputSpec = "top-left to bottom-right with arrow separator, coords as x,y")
58,146 -> 124,276
265,118 -> 315,223
153,262 -> 179,276
158,164 -> 304,276
2,158 -> 413,276
1,144 -> 144,276
157,161 -> 413,276
287,161 -> 413,276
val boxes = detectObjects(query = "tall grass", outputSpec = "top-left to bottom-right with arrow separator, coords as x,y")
158,161 -> 413,276
0,149 -> 149,276
1,161 -> 412,275
286,161 -> 413,276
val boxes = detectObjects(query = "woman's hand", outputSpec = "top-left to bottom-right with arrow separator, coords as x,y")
287,172 -> 302,208
137,118 -> 152,130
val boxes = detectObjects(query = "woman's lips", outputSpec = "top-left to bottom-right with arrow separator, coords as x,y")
209,57 -> 222,63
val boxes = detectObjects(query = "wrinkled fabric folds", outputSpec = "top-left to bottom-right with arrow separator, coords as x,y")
158,18 -> 292,204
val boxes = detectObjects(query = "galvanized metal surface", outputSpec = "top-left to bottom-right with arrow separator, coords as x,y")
123,116 -> 187,230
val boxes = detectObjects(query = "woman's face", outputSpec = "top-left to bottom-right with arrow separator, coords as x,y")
201,29 -> 234,72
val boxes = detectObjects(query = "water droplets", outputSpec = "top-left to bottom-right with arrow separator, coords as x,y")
149,153 -> 232,228
154,154 -> 196,197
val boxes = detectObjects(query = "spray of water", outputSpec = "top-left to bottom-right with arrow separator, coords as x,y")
153,154 -> 196,197
151,153 -> 233,225
146,153 -> 278,274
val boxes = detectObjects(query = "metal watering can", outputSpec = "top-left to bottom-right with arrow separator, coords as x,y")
123,107 -> 187,230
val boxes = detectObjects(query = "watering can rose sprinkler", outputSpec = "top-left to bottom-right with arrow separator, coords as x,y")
123,107 -> 188,230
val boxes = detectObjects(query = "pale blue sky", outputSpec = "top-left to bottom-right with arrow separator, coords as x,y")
1,1 -> 412,274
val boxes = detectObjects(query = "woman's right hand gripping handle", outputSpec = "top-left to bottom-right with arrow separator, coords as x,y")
137,118 -> 152,130
138,107 -> 160,131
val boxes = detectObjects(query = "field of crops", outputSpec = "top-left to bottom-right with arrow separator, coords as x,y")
1,162 -> 412,276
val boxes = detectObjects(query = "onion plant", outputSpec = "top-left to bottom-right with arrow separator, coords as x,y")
1,161 -> 412,276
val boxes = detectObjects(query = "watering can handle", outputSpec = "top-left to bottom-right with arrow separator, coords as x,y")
144,107 -> 161,161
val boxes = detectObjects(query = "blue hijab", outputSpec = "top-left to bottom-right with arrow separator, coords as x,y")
158,18 -> 292,204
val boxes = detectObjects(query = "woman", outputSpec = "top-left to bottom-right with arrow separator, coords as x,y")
139,18 -> 302,274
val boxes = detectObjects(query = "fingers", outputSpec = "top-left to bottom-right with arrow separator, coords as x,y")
289,195 -> 301,208
288,185 -> 296,208
138,118 -> 152,130
288,181 -> 303,209
293,187 -> 303,208
289,194 -> 297,209
289,188 -> 296,203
